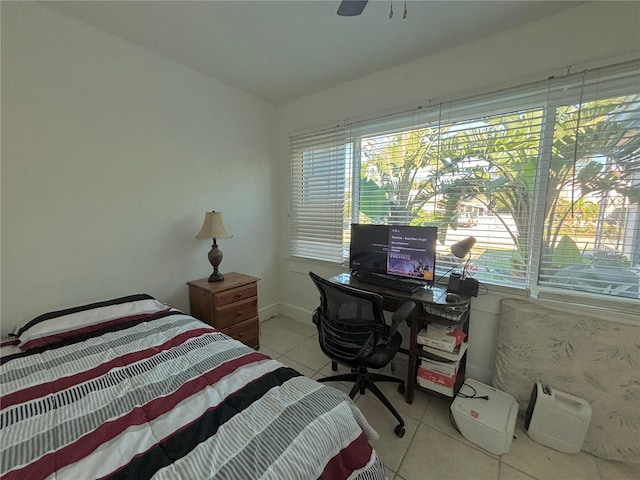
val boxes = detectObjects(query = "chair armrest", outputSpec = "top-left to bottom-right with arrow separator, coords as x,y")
388,300 -> 416,338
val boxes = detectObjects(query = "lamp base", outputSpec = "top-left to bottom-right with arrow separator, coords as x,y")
448,275 -> 479,296
207,241 -> 224,282
208,270 -> 224,282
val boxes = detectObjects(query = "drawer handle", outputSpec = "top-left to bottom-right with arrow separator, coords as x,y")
237,311 -> 243,316
235,293 -> 243,298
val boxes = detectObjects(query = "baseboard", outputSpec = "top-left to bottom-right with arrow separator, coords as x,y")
279,302 -> 314,325
258,302 -> 313,325
258,302 -> 314,326
258,303 -> 280,322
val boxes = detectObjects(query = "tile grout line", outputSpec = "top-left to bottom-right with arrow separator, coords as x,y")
392,415 -> 422,480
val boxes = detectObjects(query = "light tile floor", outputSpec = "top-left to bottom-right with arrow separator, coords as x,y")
259,315 -> 640,480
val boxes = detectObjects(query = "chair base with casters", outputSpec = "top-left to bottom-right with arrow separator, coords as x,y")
309,271 -> 416,438
317,365 -> 407,437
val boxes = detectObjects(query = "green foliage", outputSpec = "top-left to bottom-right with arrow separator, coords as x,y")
475,248 -> 526,285
551,235 -> 591,269
357,94 -> 640,284
360,128 -> 445,224
359,178 -> 387,222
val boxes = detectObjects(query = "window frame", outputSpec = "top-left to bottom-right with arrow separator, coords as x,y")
289,60 -> 640,301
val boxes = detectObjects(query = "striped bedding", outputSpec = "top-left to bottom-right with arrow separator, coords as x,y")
1,303 -> 384,479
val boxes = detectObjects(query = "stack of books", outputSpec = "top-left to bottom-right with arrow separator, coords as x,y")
416,322 -> 468,396
421,341 -> 468,361
417,323 -> 466,353
418,358 -> 460,389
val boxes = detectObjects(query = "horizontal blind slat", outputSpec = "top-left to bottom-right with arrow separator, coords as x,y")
289,59 -> 640,299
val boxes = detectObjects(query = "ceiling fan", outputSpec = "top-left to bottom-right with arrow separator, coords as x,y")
337,0 -> 369,17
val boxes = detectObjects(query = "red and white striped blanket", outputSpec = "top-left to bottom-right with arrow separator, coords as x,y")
1,299 -> 384,479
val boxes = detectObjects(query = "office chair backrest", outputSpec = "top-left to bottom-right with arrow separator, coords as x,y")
309,272 -> 387,364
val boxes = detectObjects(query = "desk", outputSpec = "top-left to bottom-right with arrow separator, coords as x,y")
330,273 -> 471,404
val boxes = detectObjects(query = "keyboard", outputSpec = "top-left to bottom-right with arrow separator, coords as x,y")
354,272 -> 422,293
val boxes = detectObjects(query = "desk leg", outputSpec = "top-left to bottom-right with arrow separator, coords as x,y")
405,310 -> 419,404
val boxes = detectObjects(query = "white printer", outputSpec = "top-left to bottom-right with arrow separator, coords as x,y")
450,379 -> 519,455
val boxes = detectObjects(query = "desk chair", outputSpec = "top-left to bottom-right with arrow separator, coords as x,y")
309,272 -> 416,437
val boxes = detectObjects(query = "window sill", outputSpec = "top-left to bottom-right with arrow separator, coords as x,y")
535,286 -> 639,322
287,256 -> 346,275
286,257 -> 637,320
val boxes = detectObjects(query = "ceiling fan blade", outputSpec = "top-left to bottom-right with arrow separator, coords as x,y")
337,0 -> 369,17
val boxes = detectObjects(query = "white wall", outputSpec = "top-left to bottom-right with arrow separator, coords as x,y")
275,2 -> 640,383
2,1 -> 638,380
0,2 -> 279,334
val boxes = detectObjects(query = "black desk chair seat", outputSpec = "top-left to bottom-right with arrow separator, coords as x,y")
309,271 -> 416,437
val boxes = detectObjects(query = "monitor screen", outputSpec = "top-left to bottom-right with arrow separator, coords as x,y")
349,224 -> 389,275
349,224 -> 437,283
387,225 -> 436,281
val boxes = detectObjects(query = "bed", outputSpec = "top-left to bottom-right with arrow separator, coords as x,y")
1,294 -> 385,479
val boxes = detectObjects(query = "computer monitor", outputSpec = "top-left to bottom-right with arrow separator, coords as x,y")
349,224 -> 389,275
349,223 -> 437,285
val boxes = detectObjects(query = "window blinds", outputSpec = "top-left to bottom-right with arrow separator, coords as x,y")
289,126 -> 351,262
289,59 -> 640,300
536,64 -> 640,298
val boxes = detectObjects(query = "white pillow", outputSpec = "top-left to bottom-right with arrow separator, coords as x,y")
17,294 -> 169,351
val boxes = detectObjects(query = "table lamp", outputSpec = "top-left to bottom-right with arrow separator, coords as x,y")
451,236 -> 476,260
448,236 -> 479,296
196,211 -> 233,282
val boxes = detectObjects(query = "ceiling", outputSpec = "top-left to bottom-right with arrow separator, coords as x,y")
45,1 -> 583,105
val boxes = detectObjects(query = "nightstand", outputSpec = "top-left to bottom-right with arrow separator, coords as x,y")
187,272 -> 260,349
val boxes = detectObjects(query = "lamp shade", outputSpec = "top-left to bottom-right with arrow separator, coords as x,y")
451,236 -> 476,258
196,211 -> 233,239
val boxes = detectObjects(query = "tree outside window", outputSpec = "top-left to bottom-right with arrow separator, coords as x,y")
289,61 -> 640,300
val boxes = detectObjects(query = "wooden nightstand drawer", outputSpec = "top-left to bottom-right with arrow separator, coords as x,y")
189,288 -> 214,324
215,284 -> 257,307
187,273 -> 260,349
215,297 -> 258,329
223,318 -> 259,350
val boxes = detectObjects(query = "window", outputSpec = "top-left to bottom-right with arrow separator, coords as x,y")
289,60 -> 640,300
289,129 -> 351,262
